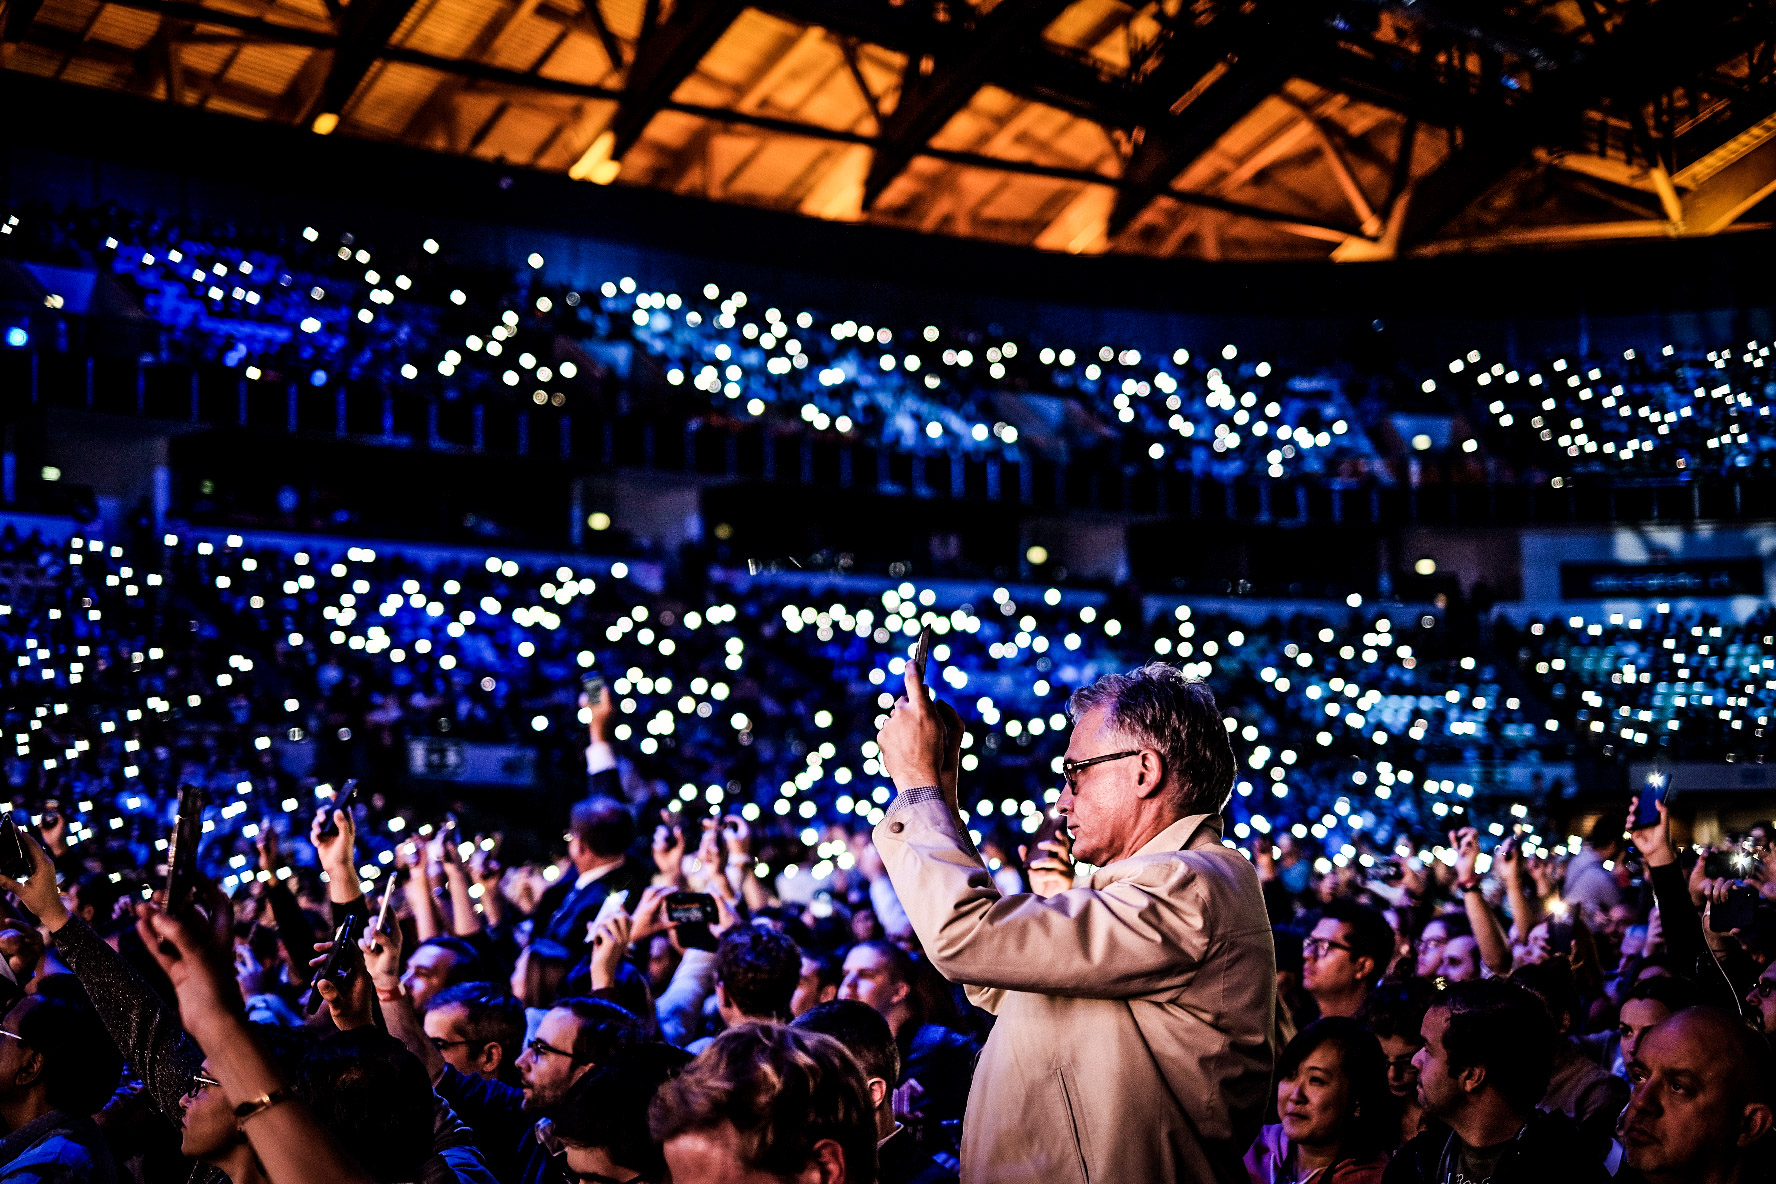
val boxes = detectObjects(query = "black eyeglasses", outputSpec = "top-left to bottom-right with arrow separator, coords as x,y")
1060,750 -> 1142,788
1302,937 -> 1355,959
185,1072 -> 222,1098
429,1037 -> 484,1052
525,1038 -> 584,1062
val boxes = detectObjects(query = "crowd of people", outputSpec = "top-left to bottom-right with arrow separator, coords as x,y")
12,201 -> 1776,491
0,633 -> 1766,1184
1445,343 -> 1776,481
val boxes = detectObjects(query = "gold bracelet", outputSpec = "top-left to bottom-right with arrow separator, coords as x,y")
233,1088 -> 293,1121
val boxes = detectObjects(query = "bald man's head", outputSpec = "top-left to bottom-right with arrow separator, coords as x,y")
1622,1007 -> 1776,1182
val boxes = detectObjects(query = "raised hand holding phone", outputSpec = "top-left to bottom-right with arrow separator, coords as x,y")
1627,791 -> 1676,868
876,631 -> 950,801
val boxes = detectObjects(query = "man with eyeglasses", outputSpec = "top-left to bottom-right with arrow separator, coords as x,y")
873,659 -> 1274,1183
365,911 -> 644,1184
1301,900 -> 1395,1019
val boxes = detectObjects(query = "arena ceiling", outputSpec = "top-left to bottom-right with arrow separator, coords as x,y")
5,0 -> 1776,263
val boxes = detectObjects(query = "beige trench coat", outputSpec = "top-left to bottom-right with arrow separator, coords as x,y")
875,803 -> 1276,1184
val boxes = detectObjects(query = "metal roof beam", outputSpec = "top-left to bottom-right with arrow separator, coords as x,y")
860,0 -> 1076,208
310,0 -> 428,129
604,0 -> 746,162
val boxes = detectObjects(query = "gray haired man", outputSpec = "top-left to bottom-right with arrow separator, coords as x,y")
873,659 -> 1275,1184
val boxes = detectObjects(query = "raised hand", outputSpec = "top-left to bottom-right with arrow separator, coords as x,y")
585,684 -> 616,743
39,811 -> 69,857
1627,795 -> 1676,868
653,816 -> 687,884
1021,834 -> 1075,898
256,825 -> 284,876
721,815 -> 752,861
0,833 -> 67,929
307,939 -> 374,1029
360,909 -> 404,991
310,803 -> 357,878
1450,827 -> 1481,886
876,646 -> 950,800
627,884 -> 674,945
137,903 -> 242,1025
587,913 -> 633,990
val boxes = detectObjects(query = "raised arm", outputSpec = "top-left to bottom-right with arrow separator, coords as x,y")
359,908 -> 447,1082
138,905 -> 378,1184
1631,796 -> 1743,1014
0,836 -> 202,1122
1452,828 -> 1513,975
311,804 -> 367,920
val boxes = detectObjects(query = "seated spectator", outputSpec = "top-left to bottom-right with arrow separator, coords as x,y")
1245,1018 -> 1392,1184
404,936 -> 490,1011
791,949 -> 842,1018
0,994 -> 125,1184
544,1043 -> 690,1184
793,1001 -> 957,1184
839,941 -> 976,1145
1620,1006 -> 1774,1184
1383,979 -> 1607,1184
650,1023 -> 875,1184
425,984 -> 527,1084
1511,959 -> 1630,1158
1304,902 -> 1395,1020
1413,914 -> 1472,979
1360,978 -> 1437,1146
688,926 -> 802,1053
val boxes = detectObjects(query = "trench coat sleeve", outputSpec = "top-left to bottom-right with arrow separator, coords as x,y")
874,798 -> 1213,999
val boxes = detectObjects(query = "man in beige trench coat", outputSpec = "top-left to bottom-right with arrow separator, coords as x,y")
874,659 -> 1276,1184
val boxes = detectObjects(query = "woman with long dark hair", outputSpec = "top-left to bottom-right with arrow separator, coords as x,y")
1245,1017 -> 1393,1184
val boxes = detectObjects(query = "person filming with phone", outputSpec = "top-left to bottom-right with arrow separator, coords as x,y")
873,657 -> 1275,1183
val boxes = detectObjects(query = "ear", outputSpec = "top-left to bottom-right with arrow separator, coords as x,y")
1353,956 -> 1376,983
714,983 -> 731,1010
800,1138 -> 847,1184
1456,1062 -> 1487,1096
477,1042 -> 504,1076
867,1076 -> 889,1112
1134,751 -> 1168,800
14,1048 -> 42,1090
818,984 -> 838,1006
1739,1102 -> 1775,1149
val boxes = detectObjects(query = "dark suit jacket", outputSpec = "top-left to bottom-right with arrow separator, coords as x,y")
539,857 -> 645,963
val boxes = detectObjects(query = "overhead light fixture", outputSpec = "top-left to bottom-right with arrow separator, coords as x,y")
569,130 -> 621,185
312,112 -> 340,135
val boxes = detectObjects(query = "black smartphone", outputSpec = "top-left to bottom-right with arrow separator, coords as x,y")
164,784 -> 208,919
912,625 -> 933,683
581,674 -> 606,703
0,815 -> 32,882
1712,884 -> 1760,933
666,891 -> 719,925
1547,917 -> 1574,956
1369,861 -> 1406,884
316,780 -> 360,840
1635,774 -> 1669,830
1705,849 -> 1747,880
666,890 -> 719,951
303,912 -> 367,1015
